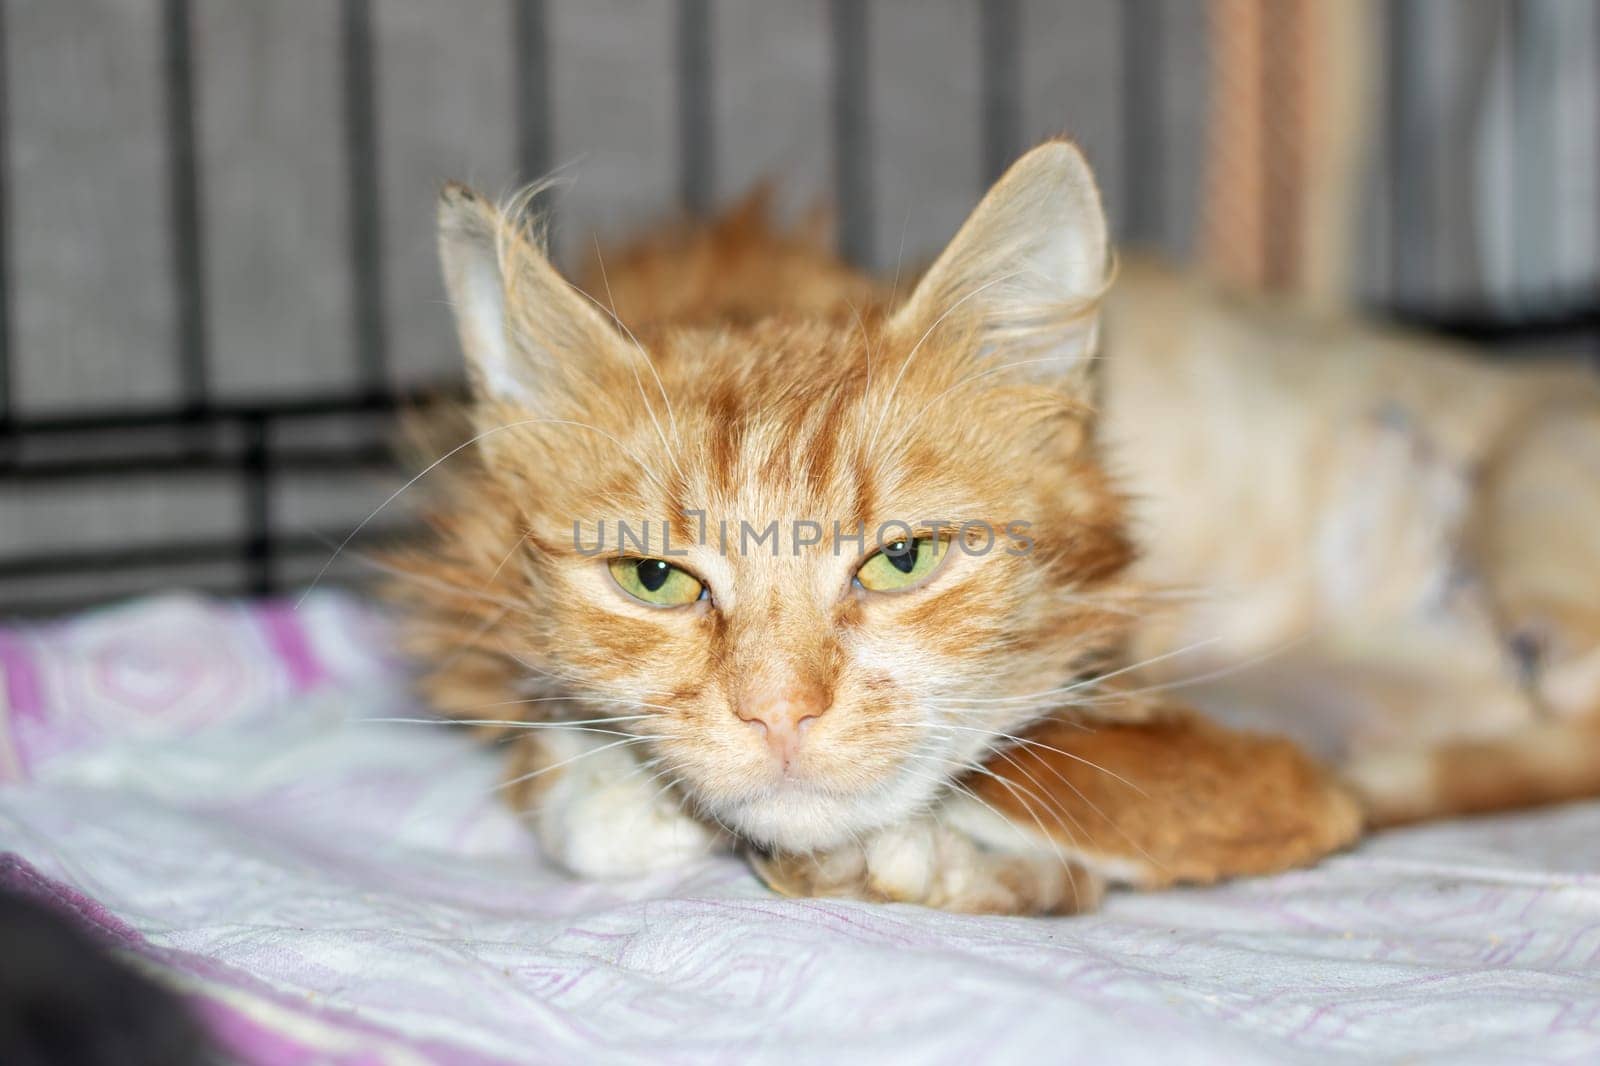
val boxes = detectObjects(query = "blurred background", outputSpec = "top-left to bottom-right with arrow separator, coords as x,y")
0,0 -> 1596,614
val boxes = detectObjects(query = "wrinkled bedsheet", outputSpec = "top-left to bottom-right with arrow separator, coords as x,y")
1,594 -> 1597,1065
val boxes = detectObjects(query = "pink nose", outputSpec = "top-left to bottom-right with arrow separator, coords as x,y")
735,682 -> 830,768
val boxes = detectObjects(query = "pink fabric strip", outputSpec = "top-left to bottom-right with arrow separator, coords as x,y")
194,999 -> 395,1066
0,629 -> 44,722
255,601 -> 327,692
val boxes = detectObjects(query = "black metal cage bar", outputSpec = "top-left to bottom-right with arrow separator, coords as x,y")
514,0 -> 552,184
0,0 -> 13,437
828,0 -> 872,268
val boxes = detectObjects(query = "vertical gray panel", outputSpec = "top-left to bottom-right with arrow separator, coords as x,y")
1427,0 -> 1499,307
7,0 -> 177,413
1019,0 -> 1122,236
869,0 -> 982,275
1474,1 -> 1517,313
1547,0 -> 1599,298
1386,0 -> 1434,306
547,0 -> 677,267
712,0 -> 831,221
1512,0 -> 1567,307
1115,0 -> 1160,246
980,0 -> 1023,185
676,0 -> 714,212
375,0 -> 515,387
515,0 -> 552,181
829,0 -> 873,265
195,1 -> 354,399
343,0 -> 388,390
1152,0 -> 1207,260
1359,2 -> 1395,307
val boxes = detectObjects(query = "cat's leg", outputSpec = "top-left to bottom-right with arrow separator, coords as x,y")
963,709 -> 1363,889
504,730 -> 728,879
1346,716 -> 1600,827
752,709 -> 1360,914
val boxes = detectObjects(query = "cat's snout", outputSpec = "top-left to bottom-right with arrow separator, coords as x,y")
735,679 -> 832,770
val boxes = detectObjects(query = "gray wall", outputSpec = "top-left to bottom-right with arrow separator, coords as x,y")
0,0 -> 1211,419
1,0 -> 1596,612
0,0 -> 1211,611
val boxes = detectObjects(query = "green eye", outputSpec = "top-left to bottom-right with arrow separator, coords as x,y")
856,537 -> 947,592
608,557 -> 705,606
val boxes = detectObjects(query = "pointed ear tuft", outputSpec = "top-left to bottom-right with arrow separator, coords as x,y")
890,140 -> 1111,391
437,183 -> 517,397
437,182 -> 627,405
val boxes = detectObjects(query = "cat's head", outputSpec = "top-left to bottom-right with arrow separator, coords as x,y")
411,142 -> 1134,852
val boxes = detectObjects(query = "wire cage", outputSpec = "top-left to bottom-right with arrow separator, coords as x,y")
1,0 -> 1597,615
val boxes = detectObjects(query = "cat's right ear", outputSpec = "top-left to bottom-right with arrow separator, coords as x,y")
437,182 -> 628,405
889,141 -> 1111,394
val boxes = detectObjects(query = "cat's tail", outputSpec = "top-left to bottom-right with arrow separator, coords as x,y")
1344,714 -> 1600,828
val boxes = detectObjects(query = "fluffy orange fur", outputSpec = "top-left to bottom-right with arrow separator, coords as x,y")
396,146 -> 1144,860
392,141 -> 1600,915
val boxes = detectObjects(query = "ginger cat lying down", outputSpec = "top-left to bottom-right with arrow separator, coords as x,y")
392,142 -> 1600,914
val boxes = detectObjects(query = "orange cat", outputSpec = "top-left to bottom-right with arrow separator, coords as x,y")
1098,260 -> 1600,825
391,142 -> 1599,914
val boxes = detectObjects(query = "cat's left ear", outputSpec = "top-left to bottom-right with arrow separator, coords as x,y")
889,140 -> 1110,393
436,182 -> 632,407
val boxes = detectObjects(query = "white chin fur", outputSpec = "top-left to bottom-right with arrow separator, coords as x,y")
715,776 -> 936,853
703,725 -> 998,852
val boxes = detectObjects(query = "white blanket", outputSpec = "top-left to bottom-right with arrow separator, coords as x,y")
1,594 -> 1596,1064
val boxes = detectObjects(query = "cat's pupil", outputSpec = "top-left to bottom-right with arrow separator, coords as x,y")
637,559 -> 670,592
887,540 -> 917,574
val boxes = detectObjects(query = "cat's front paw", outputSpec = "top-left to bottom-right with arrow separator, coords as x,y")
510,733 -> 728,879
539,777 -> 725,879
750,818 -> 1103,916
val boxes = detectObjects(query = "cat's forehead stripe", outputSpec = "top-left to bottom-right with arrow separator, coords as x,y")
677,339 -> 873,508
800,377 -> 865,488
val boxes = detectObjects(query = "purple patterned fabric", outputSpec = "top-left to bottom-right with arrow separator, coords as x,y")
1,593 -> 1597,1064
0,594 -> 390,782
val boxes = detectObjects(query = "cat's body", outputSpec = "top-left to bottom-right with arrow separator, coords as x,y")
395,143 -> 1600,913
1100,262 -> 1600,821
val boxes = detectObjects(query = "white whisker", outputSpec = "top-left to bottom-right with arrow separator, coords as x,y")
495,735 -> 657,793
299,415 -> 674,606
928,635 -> 1225,709
583,238 -> 685,480
927,722 -> 1149,798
